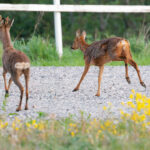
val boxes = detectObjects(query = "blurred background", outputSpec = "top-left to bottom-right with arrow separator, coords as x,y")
0,0 -> 150,66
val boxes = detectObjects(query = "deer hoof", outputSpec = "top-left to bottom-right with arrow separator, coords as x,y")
140,82 -> 146,88
16,107 -> 21,112
5,90 -> 9,97
95,93 -> 100,97
25,107 -> 28,110
72,88 -> 79,92
126,77 -> 131,84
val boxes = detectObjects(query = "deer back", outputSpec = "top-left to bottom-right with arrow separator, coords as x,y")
84,37 -> 124,63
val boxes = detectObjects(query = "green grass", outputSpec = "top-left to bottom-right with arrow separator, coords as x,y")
0,35 -> 150,66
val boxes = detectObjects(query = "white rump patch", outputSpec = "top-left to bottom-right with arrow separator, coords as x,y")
121,40 -> 126,45
15,62 -> 30,70
117,40 -> 127,51
121,40 -> 126,51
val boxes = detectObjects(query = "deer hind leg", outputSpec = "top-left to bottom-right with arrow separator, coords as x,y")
3,71 -> 9,95
7,77 -> 12,94
124,60 -> 131,84
13,76 -> 24,111
24,69 -> 30,110
128,59 -> 146,88
73,64 -> 90,92
96,65 -> 104,97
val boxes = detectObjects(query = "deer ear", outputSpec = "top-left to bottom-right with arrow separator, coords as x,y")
0,15 -> 2,21
10,19 -> 14,27
82,31 -> 86,40
0,15 -> 4,27
76,29 -> 80,37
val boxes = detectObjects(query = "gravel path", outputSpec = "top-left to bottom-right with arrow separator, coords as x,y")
0,66 -> 149,120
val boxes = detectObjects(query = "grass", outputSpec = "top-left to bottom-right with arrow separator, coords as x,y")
0,90 -> 150,150
0,35 -> 150,66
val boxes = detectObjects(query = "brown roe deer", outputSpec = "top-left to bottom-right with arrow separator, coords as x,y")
0,16 -> 30,111
71,30 -> 146,96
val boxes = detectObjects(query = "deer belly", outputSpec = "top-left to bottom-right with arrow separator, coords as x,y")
92,56 -> 111,66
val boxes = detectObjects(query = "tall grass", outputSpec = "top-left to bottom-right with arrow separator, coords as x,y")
0,35 -> 150,66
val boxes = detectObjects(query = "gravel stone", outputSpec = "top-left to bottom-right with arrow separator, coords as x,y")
0,66 -> 149,121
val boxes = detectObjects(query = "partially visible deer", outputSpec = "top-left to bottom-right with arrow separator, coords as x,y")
0,16 -> 30,111
71,30 -> 146,96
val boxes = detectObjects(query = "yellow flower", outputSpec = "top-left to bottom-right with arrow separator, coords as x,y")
120,109 -> 124,115
98,129 -> 102,134
34,124 -> 38,128
127,101 -> 135,108
131,89 -> 135,94
71,131 -> 75,137
38,123 -> 44,131
15,127 -> 19,131
113,129 -> 117,135
136,93 -> 142,100
69,123 -> 76,127
104,120 -> 112,127
103,106 -> 107,110
121,102 -> 125,106
26,123 -> 31,128
129,94 -> 134,99
32,120 -> 36,125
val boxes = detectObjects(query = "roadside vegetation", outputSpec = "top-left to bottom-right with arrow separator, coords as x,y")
0,90 -> 150,150
0,35 -> 150,66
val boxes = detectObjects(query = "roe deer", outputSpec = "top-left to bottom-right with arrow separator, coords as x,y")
71,30 -> 146,96
0,16 -> 30,111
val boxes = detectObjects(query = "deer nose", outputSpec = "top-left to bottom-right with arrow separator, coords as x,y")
71,46 -> 74,49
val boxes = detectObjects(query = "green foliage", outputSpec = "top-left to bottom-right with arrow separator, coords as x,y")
1,0 -> 150,45
1,34 -> 150,66
13,36 -> 84,66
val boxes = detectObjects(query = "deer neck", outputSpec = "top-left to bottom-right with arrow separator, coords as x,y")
80,38 -> 89,52
2,28 -> 13,50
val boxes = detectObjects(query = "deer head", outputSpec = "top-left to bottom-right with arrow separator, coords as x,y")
5,17 -> 14,29
71,29 -> 86,50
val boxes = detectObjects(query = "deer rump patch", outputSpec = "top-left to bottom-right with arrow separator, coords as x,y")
15,62 -> 30,70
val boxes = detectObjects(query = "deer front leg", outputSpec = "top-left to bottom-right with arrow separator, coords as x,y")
7,77 -> 12,94
73,64 -> 90,92
96,65 -> 104,97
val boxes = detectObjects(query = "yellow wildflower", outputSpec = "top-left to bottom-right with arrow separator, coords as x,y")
32,120 -> 36,125
121,102 -> 125,106
71,131 -> 75,137
131,89 -> 135,94
15,127 -> 19,131
129,94 -> 134,99
26,123 -> 31,128
103,106 -> 107,110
